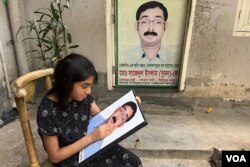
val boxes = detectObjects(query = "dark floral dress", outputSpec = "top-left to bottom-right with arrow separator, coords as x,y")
37,94 -> 143,167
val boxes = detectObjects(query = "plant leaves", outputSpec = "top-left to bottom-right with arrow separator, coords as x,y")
25,50 -> 39,54
59,44 -> 66,50
44,46 -> 53,52
50,2 -> 56,14
50,2 -> 60,21
57,26 -> 64,35
34,11 -> 51,18
50,17 -> 58,33
63,5 -> 68,9
67,32 -> 72,43
16,0 -> 79,68
41,38 -> 52,44
22,37 -> 38,42
3,0 -> 8,6
68,45 -> 79,49
41,27 -> 50,39
37,7 -> 51,13
37,14 -> 45,23
16,25 -> 30,38
30,22 -> 36,33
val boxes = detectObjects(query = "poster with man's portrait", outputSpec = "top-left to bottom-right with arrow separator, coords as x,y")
116,0 -> 189,87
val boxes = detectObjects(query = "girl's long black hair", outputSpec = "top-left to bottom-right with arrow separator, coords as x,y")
48,53 -> 98,108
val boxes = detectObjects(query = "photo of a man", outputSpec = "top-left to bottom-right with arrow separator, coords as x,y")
80,101 -> 138,162
116,0 -> 188,86
125,1 -> 175,64
78,91 -> 147,164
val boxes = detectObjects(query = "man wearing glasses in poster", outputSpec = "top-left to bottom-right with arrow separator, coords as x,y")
125,1 -> 175,65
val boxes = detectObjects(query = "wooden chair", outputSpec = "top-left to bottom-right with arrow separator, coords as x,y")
11,69 -> 54,167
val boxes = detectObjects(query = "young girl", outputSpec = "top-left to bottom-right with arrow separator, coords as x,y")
37,53 -> 143,167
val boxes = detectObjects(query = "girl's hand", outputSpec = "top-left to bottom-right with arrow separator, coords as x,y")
135,96 -> 142,105
90,123 -> 115,141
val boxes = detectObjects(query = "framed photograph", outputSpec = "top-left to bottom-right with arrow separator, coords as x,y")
115,0 -> 189,87
79,90 -> 147,164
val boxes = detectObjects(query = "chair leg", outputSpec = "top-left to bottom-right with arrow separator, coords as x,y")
42,158 -> 54,167
15,97 -> 40,167
30,162 -> 41,167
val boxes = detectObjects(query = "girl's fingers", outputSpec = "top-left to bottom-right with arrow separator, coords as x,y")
136,96 -> 141,104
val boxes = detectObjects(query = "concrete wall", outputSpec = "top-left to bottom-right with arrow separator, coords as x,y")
0,2 -> 19,116
184,0 -> 250,99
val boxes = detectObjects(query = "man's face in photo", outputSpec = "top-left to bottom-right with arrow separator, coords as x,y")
137,7 -> 166,47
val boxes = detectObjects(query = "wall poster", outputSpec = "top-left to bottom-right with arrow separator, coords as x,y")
115,0 -> 189,87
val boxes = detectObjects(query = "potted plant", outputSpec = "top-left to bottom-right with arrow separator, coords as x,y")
17,0 -> 78,68
16,0 -> 78,102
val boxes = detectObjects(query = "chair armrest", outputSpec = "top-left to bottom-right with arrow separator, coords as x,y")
11,68 -> 54,98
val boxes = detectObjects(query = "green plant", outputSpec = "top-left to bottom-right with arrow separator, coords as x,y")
17,0 -> 78,68
2,0 -> 8,6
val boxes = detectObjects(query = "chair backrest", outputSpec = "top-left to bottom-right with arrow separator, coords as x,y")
11,69 -> 54,167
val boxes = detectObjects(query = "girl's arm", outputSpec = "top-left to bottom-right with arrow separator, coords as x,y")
90,101 -> 101,116
43,122 -> 115,163
42,100 -> 115,163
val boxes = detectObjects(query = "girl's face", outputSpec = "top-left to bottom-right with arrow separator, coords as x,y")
70,76 -> 94,101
